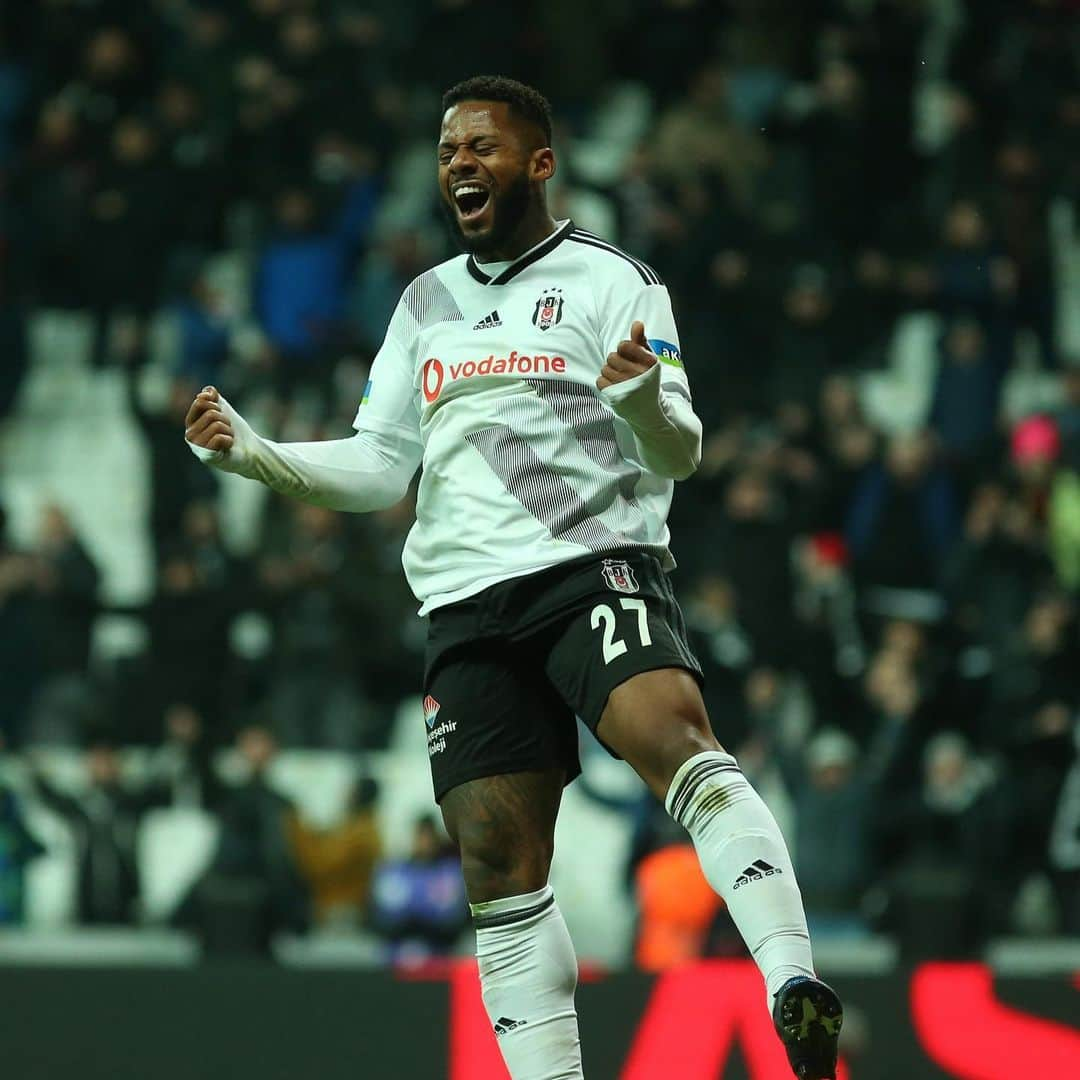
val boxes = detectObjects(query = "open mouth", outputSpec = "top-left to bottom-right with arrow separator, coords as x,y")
453,183 -> 491,222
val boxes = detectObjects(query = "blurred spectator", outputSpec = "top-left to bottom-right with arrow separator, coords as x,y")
20,509 -> 101,747
169,272 -> 232,389
944,482 -> 1053,655
930,199 -> 1015,328
1010,414 -> 1061,529
714,468 -> 796,661
634,841 -> 722,972
13,98 -> 92,307
81,115 -> 171,367
129,376 -> 220,555
1050,726 -> 1080,933
146,703 -> 224,811
288,776 -> 382,929
880,732 -> 1012,954
929,317 -> 1008,481
811,377 -> 879,532
30,743 -> 158,924
351,227 -> 432,354
791,58 -> 875,253
370,814 -> 467,962
684,573 -> 754,733
987,592 -> 1077,882
177,500 -> 239,593
791,534 -> 865,719
0,783 -> 45,925
846,432 -> 960,593
153,78 -> 227,255
1058,369 -> 1080,464
651,64 -> 766,209
253,177 -> 379,400
781,719 -> 907,938
146,519 -> 234,728
0,504 -> 41,745
770,265 -> 837,407
257,502 -> 369,748
28,505 -> 100,688
179,726 -> 309,953
994,140 -> 1057,368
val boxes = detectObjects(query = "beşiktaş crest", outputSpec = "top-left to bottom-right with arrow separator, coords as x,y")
532,288 -> 564,331
601,559 -> 639,594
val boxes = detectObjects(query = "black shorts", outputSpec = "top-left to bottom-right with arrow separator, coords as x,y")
422,550 -> 703,802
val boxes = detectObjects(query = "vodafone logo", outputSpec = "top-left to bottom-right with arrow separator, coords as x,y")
421,351 -> 566,405
422,358 -> 445,403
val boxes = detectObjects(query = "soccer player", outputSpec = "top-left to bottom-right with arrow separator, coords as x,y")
185,76 -> 843,1079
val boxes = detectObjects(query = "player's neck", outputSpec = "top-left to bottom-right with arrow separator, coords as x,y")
474,208 -> 559,265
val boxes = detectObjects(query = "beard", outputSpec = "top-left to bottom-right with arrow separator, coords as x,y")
441,171 -> 533,257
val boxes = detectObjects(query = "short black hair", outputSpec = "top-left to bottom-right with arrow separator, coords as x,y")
442,75 -> 552,145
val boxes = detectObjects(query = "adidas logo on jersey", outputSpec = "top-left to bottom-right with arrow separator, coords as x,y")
493,1016 -> 528,1036
473,310 -> 502,330
732,859 -> 782,890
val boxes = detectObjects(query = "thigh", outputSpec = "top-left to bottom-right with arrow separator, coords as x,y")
544,558 -> 704,747
441,769 -> 565,903
423,640 -> 581,804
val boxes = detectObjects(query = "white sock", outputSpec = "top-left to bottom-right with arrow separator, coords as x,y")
666,750 -> 815,1000
471,885 -> 583,1080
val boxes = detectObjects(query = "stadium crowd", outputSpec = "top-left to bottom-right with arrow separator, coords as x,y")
1,0 -> 1080,962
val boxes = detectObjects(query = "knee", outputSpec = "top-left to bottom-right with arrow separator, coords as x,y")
455,818 -> 554,903
656,698 -> 721,790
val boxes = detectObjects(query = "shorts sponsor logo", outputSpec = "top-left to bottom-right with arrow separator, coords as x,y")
602,559 -> 639,594
424,694 -> 457,757
421,352 -> 567,403
532,288 -> 564,331
648,338 -> 683,369
423,694 -> 441,728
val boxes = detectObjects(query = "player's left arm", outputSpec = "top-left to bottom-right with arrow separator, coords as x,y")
596,284 -> 702,480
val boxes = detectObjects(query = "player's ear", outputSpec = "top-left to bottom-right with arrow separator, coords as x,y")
530,146 -> 556,183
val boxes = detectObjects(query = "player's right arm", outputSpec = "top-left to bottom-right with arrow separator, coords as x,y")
184,303 -> 422,513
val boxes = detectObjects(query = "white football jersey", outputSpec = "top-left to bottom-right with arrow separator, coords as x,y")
353,220 -> 697,614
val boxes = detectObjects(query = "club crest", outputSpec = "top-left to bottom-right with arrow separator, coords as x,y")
602,559 -> 639,594
532,289 -> 564,331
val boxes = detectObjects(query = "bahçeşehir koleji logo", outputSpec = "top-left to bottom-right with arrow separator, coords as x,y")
423,694 -> 441,729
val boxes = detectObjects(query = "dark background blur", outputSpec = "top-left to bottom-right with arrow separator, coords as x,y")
0,0 -> 1079,1046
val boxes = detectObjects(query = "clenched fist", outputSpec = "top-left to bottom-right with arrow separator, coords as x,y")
184,386 -> 234,453
597,320 -> 656,391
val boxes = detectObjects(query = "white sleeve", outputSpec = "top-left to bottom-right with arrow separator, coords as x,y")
187,297 -> 423,512
596,282 -> 702,481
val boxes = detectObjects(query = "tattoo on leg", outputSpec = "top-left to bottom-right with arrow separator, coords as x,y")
441,769 -> 564,903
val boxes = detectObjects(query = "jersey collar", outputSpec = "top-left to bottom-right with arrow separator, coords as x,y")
465,219 -> 574,286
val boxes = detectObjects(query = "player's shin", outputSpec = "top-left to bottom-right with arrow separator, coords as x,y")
665,751 -> 815,1002
471,885 -> 584,1080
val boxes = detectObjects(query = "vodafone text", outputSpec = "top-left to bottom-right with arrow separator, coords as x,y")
423,353 -> 567,403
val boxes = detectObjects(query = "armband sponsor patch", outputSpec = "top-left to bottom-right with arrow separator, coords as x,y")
360,378 -> 372,405
648,338 -> 683,368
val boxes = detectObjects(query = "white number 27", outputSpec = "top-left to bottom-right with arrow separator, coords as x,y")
590,599 -> 653,665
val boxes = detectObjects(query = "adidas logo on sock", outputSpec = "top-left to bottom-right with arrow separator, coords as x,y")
732,859 -> 782,890
473,310 -> 502,329
493,1016 -> 528,1036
